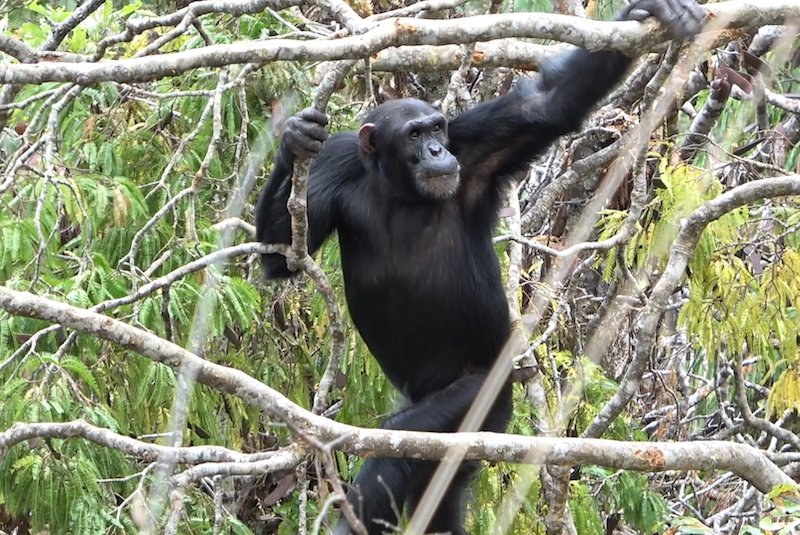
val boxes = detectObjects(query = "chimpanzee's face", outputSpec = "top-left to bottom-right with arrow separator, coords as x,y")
359,99 -> 461,200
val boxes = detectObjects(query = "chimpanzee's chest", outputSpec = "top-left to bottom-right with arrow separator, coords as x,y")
340,199 -> 488,300
335,195 -> 510,394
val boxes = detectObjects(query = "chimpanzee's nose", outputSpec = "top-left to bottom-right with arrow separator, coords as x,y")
430,143 -> 443,156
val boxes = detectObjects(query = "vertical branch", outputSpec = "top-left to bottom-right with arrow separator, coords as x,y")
286,60 -> 356,271
542,465 -> 578,535
284,60 -> 357,415
503,182 -> 523,322
440,44 -> 476,116
212,475 -> 224,535
297,462 -> 310,535
305,256 -> 347,415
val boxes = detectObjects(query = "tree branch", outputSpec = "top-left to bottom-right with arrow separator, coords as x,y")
1,1 -> 797,85
584,175 -> 800,439
0,285 -> 792,494
371,40 -> 553,72
0,420 -> 279,464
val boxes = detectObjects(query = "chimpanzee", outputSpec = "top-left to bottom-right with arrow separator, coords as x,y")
255,1 -> 704,533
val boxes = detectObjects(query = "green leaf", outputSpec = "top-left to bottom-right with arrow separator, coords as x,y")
61,357 -> 102,398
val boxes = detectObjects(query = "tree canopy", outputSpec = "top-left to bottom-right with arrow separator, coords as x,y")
1,0 -> 800,534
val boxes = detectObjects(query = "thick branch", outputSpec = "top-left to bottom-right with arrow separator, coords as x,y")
1,1 -> 797,85
0,285 -> 792,494
372,40 -> 553,72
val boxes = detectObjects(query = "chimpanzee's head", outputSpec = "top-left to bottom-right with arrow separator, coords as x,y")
358,99 -> 460,200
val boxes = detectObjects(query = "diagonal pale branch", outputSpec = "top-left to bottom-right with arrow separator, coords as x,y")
0,1 -> 798,85
0,285 -> 793,494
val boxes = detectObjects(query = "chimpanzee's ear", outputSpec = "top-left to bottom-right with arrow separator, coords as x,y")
358,123 -> 377,154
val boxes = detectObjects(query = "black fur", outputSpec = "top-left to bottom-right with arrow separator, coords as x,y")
255,2 -> 703,532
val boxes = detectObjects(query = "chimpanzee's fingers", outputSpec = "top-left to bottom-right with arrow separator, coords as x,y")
285,128 -> 324,158
679,0 -> 705,35
287,114 -> 329,144
664,0 -> 704,37
297,108 -> 329,128
626,8 -> 651,22
623,0 -> 704,39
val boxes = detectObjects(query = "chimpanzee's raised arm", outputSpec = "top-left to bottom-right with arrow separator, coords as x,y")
448,0 -> 704,191
447,48 -> 631,185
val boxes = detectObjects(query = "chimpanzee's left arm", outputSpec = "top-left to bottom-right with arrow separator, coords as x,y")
448,0 -> 704,191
